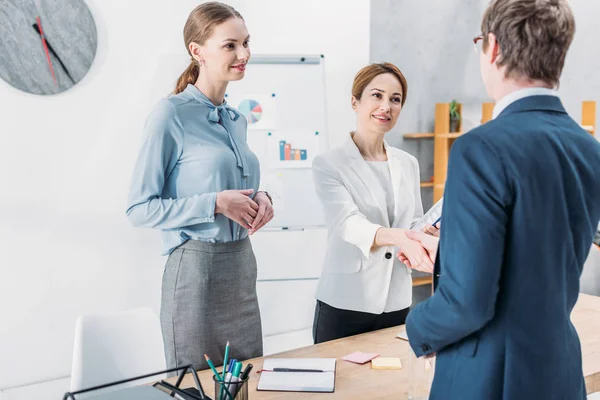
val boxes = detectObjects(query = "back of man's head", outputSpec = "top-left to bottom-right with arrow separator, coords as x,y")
481,0 -> 575,87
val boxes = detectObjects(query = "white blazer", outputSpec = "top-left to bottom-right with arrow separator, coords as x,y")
312,135 -> 423,314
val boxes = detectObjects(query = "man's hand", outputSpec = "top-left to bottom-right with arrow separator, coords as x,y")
396,230 -> 434,273
398,230 -> 440,269
423,223 -> 440,237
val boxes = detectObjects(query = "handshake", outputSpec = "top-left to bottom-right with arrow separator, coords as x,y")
396,224 -> 440,273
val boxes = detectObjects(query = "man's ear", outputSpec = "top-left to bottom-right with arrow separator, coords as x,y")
487,33 -> 500,64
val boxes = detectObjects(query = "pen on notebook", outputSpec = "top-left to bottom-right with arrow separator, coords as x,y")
272,368 -> 325,373
432,216 -> 441,228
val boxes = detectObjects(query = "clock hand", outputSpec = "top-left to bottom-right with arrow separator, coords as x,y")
34,16 -> 57,87
32,23 -> 75,84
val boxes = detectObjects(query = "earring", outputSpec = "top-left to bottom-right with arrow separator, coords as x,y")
198,60 -> 203,66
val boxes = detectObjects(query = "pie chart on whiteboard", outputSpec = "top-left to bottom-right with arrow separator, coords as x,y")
238,99 -> 263,124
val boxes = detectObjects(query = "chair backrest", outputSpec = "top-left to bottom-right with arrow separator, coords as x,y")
69,307 -> 166,392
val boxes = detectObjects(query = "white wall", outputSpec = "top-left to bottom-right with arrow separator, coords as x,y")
558,0 -> 600,131
0,0 -> 370,393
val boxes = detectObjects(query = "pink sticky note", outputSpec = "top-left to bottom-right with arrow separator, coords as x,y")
341,351 -> 380,365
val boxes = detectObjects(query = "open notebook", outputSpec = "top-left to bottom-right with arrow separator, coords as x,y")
257,358 -> 336,393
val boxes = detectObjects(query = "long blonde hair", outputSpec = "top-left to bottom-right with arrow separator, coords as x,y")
174,2 -> 243,94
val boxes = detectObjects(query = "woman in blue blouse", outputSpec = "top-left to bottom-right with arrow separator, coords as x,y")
126,2 -> 273,371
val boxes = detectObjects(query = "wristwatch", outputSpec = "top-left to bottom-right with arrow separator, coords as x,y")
258,190 -> 273,205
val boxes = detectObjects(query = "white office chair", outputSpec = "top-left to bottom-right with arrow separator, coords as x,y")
69,307 -> 166,393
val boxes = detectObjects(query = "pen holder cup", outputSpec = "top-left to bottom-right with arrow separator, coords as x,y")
213,374 -> 249,400
407,349 -> 435,400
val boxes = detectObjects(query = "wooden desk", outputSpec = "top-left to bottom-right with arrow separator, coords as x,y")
169,294 -> 600,398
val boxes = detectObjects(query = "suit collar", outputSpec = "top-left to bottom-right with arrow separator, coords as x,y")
497,95 -> 567,119
492,87 -> 558,118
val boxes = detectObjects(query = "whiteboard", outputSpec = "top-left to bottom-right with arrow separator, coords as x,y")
225,55 -> 328,228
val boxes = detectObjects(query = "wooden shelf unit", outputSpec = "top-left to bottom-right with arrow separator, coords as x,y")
482,101 -> 494,124
432,102 -> 463,202
404,100 -> 596,203
582,101 -> 596,136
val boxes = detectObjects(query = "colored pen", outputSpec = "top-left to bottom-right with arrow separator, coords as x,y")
228,362 -> 244,399
233,362 -> 243,377
206,354 -> 234,400
222,341 -> 230,378
227,358 -> 237,373
432,216 -> 441,228
222,369 -> 233,400
272,368 -> 324,373
240,363 -> 253,380
205,354 -> 221,379
222,362 -> 242,400
219,343 -> 231,400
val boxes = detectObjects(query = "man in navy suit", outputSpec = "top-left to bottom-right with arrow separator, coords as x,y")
402,0 -> 600,399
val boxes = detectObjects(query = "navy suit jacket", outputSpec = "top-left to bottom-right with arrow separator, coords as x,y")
406,95 -> 600,400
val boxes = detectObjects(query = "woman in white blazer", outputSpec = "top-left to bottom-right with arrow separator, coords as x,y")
312,63 -> 432,343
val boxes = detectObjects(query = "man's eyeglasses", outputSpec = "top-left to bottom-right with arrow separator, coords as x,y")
473,35 -> 484,54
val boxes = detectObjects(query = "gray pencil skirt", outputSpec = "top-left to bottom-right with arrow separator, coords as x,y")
160,238 -> 263,372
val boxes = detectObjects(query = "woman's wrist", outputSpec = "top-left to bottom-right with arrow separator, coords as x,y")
214,191 -> 224,214
256,190 -> 273,205
375,228 -> 407,248
393,229 -> 409,249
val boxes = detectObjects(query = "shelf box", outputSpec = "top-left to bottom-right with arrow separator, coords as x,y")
582,125 -> 594,133
403,133 -> 435,139
412,276 -> 432,287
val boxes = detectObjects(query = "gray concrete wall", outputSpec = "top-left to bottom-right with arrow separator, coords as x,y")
371,0 -> 600,210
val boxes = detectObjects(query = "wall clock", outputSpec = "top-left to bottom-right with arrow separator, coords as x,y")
0,0 -> 97,95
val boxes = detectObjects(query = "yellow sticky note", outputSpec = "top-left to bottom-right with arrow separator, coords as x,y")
425,359 -> 433,371
371,357 -> 402,370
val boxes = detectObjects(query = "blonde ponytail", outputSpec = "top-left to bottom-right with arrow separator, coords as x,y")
174,61 -> 199,94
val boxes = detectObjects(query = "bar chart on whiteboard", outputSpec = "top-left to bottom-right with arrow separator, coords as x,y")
268,132 -> 319,169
